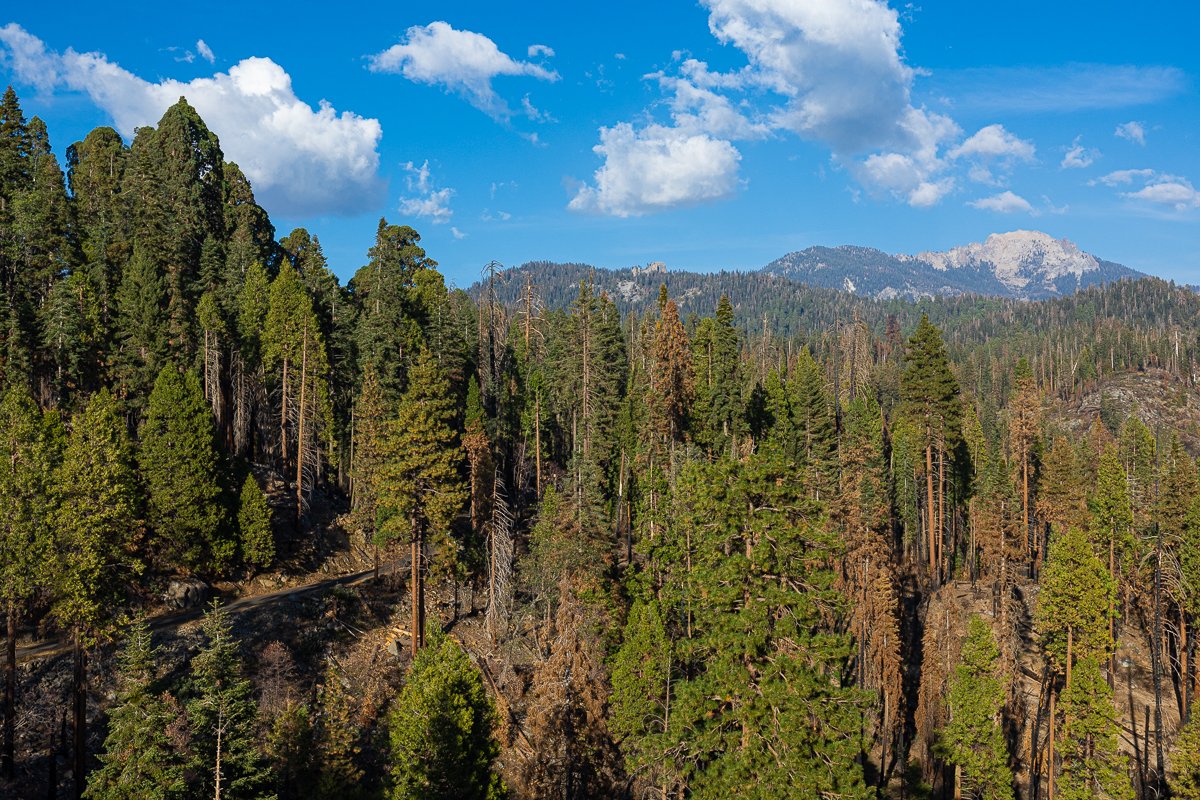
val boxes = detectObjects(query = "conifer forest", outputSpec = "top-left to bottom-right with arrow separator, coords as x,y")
7,90 -> 1200,800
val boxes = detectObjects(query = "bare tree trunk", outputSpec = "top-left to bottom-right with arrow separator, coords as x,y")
1047,688 -> 1055,800
3,605 -> 14,780
295,324 -> 308,529
280,357 -> 290,469
926,440 -> 936,582
72,632 -> 86,800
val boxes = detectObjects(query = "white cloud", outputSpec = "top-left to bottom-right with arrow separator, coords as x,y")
950,124 -> 1035,161
0,25 -> 383,217
968,190 -> 1034,214
1115,120 -> 1146,145
1125,180 -> 1200,210
574,0 -> 974,213
451,226 -> 467,239
368,22 -> 558,119
196,39 -> 214,64
1097,168 -> 1200,211
1094,168 -> 1156,187
0,23 -> 58,92
398,160 -> 454,223
568,122 -> 741,217
1061,136 -> 1098,169
527,44 -> 555,58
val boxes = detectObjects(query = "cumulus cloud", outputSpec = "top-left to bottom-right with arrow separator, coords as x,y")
568,122 -> 741,217
948,124 -> 1034,186
1095,168 -> 1200,211
572,0 -> 1037,214
1115,120 -> 1146,145
398,160 -> 454,223
527,44 -> 555,58
451,226 -> 467,239
1125,179 -> 1200,210
0,24 -> 384,217
196,39 -> 214,64
368,22 -> 558,119
968,190 -> 1034,214
950,124 -> 1035,161
1061,136 -> 1098,169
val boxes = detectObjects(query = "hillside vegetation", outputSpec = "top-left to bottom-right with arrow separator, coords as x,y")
5,87 -> 1200,800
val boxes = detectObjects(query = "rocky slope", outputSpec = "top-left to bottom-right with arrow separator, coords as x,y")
763,230 -> 1142,300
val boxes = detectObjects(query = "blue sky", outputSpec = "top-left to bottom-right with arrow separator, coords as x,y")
2,1 -> 1198,288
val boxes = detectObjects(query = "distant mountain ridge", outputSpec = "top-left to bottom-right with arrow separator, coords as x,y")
762,230 -> 1143,300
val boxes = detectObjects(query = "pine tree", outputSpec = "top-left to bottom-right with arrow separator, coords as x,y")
376,349 -> 466,655
1036,435 -> 1088,537
351,220 -> 434,397
1058,658 -> 1133,800
350,366 -> 388,545
1035,526 -> 1115,683
84,619 -> 186,800
237,474 -> 274,570
140,366 -> 230,573
938,616 -> 1013,800
387,627 -> 505,800
1172,710 -> 1200,800
665,448 -> 870,799
610,598 -> 676,796
691,294 -> 741,456
0,386 -> 62,779
900,314 -> 961,581
185,604 -> 273,800
52,388 -> 141,798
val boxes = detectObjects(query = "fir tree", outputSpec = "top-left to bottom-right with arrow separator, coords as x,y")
1058,658 -> 1133,800
938,616 -> 1013,800
0,386 -> 62,779
84,619 -> 186,800
140,366 -> 230,572
387,627 -> 505,800
185,604 -> 274,800
691,294 -> 741,456
53,388 -> 141,798
237,474 -> 274,570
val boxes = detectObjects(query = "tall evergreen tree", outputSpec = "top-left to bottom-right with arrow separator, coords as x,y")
185,605 -> 274,800
387,627 -> 505,800
938,616 -> 1013,800
85,619 -> 186,800
237,473 -> 274,570
1058,658 -> 1133,800
900,314 -> 961,582
376,349 -> 466,655
52,388 -> 141,798
140,366 -> 230,572
0,386 -> 62,779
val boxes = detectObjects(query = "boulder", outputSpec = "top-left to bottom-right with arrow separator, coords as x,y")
164,577 -> 210,610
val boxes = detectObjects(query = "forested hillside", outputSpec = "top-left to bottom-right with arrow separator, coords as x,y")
5,86 -> 1200,800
